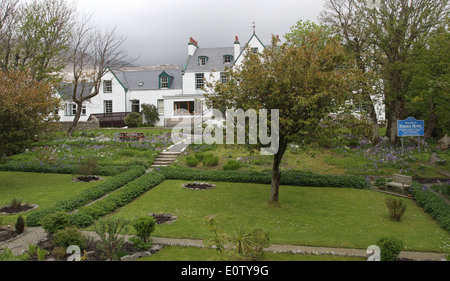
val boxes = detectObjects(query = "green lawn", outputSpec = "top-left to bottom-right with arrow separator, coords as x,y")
110,180 -> 450,253
0,172 -> 107,225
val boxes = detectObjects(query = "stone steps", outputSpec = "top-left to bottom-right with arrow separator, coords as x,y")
151,151 -> 182,168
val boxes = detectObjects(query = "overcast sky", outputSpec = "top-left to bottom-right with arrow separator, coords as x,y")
75,0 -> 326,67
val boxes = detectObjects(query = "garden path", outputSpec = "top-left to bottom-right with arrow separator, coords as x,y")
1,227 -> 446,261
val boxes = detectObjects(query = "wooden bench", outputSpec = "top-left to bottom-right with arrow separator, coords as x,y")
385,173 -> 412,195
118,132 -> 145,142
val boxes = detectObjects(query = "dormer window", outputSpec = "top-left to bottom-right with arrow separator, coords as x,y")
160,77 -> 168,89
223,55 -> 233,64
198,56 -> 208,66
159,71 -> 173,89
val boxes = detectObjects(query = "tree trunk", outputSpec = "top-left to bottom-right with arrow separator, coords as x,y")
366,94 -> 380,142
270,140 -> 287,204
67,102 -> 83,136
424,112 -> 437,139
385,98 -> 405,144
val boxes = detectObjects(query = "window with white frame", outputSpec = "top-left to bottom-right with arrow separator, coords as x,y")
65,103 -> 86,116
198,56 -> 208,66
157,99 -> 164,115
160,76 -> 169,89
195,73 -> 204,89
104,100 -> 113,113
221,72 -> 228,84
223,55 -> 233,63
103,80 -> 112,93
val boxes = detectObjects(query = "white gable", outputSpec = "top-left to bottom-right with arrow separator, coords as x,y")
234,34 -> 266,67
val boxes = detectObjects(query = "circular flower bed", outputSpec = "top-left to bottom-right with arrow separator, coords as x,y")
182,182 -> 216,190
0,203 -> 38,215
148,213 -> 177,225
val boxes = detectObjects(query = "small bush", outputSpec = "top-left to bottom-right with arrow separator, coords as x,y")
51,246 -> 67,261
0,248 -> 29,261
376,236 -> 404,261
385,198 -> 407,221
129,236 -> 152,251
202,155 -> 219,167
76,156 -> 98,177
195,152 -> 218,165
124,112 -> 143,128
132,216 -> 156,243
228,226 -> 271,261
194,152 -> 209,162
40,211 -> 71,234
10,198 -> 23,210
185,155 -> 199,167
94,217 -> 130,260
223,160 -> 241,171
15,215 -> 25,234
374,177 -> 387,188
52,227 -> 88,249
36,247 -> 48,261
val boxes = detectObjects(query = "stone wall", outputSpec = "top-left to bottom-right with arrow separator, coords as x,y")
57,116 -> 100,132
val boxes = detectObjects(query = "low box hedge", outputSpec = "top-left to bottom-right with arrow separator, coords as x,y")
412,182 -> 450,233
70,171 -> 166,227
25,165 -> 146,227
0,160 -> 128,176
157,167 -> 368,189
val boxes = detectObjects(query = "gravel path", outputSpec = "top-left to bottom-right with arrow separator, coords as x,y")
1,227 -> 446,261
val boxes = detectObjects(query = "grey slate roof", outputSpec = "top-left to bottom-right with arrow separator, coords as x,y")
184,47 -> 242,72
57,82 -> 94,101
115,69 -> 182,91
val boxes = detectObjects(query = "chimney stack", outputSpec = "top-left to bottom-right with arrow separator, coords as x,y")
188,37 -> 198,56
234,36 -> 240,62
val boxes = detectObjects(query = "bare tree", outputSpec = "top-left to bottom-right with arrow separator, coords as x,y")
0,0 -> 76,81
66,15 -> 133,136
320,0 -> 383,142
0,0 -> 20,72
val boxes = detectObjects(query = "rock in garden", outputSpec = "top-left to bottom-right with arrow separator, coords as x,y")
437,134 -> 449,152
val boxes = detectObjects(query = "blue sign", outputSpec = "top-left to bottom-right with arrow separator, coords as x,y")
397,117 -> 424,137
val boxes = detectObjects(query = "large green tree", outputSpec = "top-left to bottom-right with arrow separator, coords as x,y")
405,21 -> 450,138
321,0 -> 449,143
0,71 -> 61,156
206,21 -> 361,204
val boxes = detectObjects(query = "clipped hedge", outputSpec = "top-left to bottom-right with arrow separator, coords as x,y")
70,171 -> 166,227
412,182 -> 450,233
25,165 -> 146,227
0,160 -> 128,176
158,167 -> 368,189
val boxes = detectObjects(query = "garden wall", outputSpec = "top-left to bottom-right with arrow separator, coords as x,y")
57,116 -> 100,132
